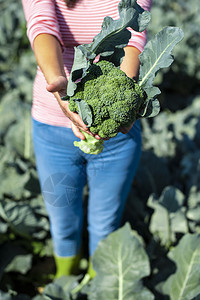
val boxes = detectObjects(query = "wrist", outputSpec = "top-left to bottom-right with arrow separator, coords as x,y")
48,74 -> 67,85
46,76 -> 68,97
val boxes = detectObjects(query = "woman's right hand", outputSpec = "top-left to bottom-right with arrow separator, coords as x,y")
46,75 -> 96,140
58,99 -> 91,140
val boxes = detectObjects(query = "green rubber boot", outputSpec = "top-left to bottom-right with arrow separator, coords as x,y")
54,253 -> 81,278
87,257 -> 96,279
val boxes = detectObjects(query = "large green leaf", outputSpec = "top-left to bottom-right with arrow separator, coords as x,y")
5,112 -> 35,162
185,186 -> 200,234
43,275 -> 81,300
0,291 -> 31,300
32,296 -> 47,300
79,0 -> 150,59
161,233 -> 200,299
0,242 -> 31,280
0,147 -> 39,200
0,92 -> 22,141
0,220 -> 8,234
0,291 -> 12,300
0,200 -> 49,240
139,26 -> 184,96
137,26 -> 184,118
5,254 -> 32,274
89,223 -> 154,300
148,186 -> 188,248
67,47 -> 90,96
138,98 -> 160,118
0,165 -> 31,200
187,186 -> 200,224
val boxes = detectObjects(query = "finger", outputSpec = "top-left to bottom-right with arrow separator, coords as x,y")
94,134 -> 102,140
70,112 -> 90,131
119,127 -> 130,134
72,112 -> 86,125
119,123 -> 134,134
71,123 -> 85,140
60,105 -> 88,131
65,112 -> 89,133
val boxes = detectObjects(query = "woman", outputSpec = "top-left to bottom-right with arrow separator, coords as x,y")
21,0 -> 152,278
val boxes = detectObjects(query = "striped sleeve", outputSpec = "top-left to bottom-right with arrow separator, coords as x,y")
21,0 -> 64,49
128,0 -> 152,52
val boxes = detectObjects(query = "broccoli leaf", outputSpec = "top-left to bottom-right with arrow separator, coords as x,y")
80,0 -> 150,59
80,1 -> 150,59
138,26 -> 184,94
43,275 -> 81,300
137,26 -> 184,118
73,99 -> 93,127
67,0 -> 150,96
160,233 -> 200,299
138,98 -> 160,118
67,47 -> 89,96
138,87 -> 161,117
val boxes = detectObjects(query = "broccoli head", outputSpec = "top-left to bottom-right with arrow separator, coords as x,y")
68,60 -> 146,154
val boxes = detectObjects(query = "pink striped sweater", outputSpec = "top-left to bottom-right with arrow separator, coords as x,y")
22,0 -> 152,127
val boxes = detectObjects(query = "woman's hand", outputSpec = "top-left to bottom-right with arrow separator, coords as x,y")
46,76 -> 101,140
46,76 -> 90,139
58,100 -> 92,140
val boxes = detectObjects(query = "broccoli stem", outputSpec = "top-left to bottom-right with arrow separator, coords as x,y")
74,131 -> 104,155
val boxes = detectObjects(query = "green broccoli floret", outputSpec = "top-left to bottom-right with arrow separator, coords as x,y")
91,103 -> 109,125
69,86 -> 84,112
68,99 -> 78,112
89,125 -> 101,135
109,101 -> 136,126
98,119 -> 119,138
68,60 -> 145,154
134,81 -> 146,100
95,60 -> 115,75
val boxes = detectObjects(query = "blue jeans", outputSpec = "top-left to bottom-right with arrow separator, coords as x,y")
32,118 -> 142,257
